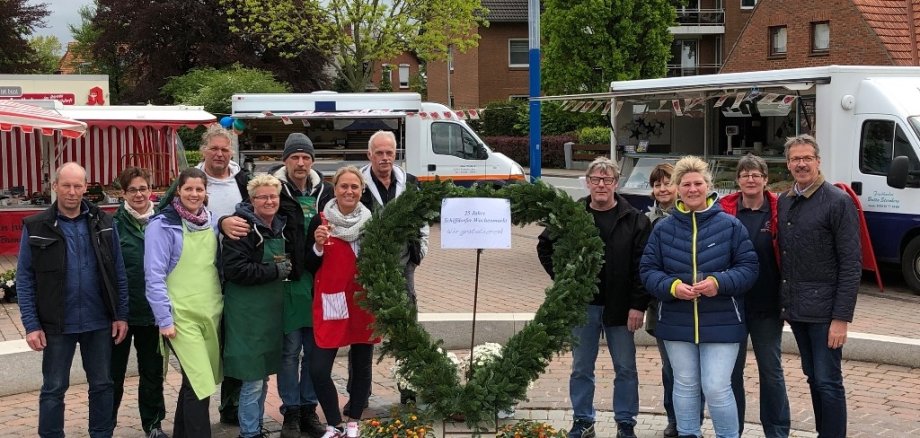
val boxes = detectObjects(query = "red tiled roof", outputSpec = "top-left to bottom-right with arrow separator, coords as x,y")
852,0 -> 920,65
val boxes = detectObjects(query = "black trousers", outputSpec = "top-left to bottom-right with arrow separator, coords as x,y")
111,324 -> 166,433
310,343 -> 374,426
174,370 -> 211,438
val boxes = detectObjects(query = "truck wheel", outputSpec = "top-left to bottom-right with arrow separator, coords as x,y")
902,236 -> 920,294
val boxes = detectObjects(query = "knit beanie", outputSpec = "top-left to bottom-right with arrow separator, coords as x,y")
282,133 -> 315,161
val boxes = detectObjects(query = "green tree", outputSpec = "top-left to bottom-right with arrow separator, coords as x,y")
161,64 -> 292,115
27,35 -> 62,73
542,0 -> 675,94
378,65 -> 393,92
0,0 -> 49,72
220,0 -> 488,92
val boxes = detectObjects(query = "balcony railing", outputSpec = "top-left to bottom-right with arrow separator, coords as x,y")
666,63 -> 722,77
674,8 -> 724,26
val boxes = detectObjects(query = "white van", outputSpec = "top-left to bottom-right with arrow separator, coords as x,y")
230,92 -> 526,186
544,65 -> 920,292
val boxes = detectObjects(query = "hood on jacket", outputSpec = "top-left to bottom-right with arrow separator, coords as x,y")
233,201 -> 286,246
675,192 -> 720,215
195,160 -> 241,180
272,165 -> 324,197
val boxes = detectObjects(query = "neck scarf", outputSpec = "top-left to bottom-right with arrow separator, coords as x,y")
323,199 -> 372,242
171,197 -> 210,231
124,200 -> 155,227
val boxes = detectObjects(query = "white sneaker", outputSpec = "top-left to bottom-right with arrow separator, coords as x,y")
346,421 -> 359,437
321,425 -> 345,438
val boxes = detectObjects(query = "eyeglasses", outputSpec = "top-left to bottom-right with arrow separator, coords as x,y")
587,176 -> 617,186
738,173 -> 764,180
788,155 -> 817,165
252,194 -> 279,202
125,187 -> 149,194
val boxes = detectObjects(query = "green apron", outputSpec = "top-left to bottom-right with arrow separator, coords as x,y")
223,237 -> 286,380
165,222 -> 223,400
283,195 -> 317,333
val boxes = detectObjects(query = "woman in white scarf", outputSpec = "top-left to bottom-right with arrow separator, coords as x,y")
305,166 -> 378,438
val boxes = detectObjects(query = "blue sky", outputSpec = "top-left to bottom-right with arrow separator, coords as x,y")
30,0 -> 92,49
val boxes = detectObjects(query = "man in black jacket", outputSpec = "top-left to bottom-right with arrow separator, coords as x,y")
778,135 -> 861,438
537,158 -> 651,438
17,162 -> 129,437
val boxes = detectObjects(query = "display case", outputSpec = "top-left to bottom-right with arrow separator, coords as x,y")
619,153 -> 792,198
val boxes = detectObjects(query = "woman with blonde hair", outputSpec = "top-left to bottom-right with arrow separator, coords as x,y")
306,166 -> 380,438
640,156 -> 758,438
221,174 -> 293,438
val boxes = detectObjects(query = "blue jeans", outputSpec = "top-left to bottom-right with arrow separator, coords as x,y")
665,341 -> 739,438
239,378 -> 269,437
732,316 -> 790,438
657,337 -> 705,425
40,328 -> 114,438
789,321 -> 846,438
570,305 -> 639,425
278,327 -> 319,414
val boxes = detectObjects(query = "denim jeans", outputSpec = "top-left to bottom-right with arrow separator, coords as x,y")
239,378 -> 269,437
40,328 -> 114,438
664,341 -> 739,438
657,337 -> 706,425
732,316 -> 790,438
570,305 -> 639,425
789,321 -> 846,438
278,327 -> 319,414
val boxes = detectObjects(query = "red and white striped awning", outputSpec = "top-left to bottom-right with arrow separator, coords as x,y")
0,101 -> 87,139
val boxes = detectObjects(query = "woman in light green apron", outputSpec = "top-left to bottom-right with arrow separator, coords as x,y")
144,168 -> 222,438
220,174 -> 290,438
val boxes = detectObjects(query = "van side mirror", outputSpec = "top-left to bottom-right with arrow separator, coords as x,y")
888,155 -> 909,189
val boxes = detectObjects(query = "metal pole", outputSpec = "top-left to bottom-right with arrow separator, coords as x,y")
469,248 -> 483,376
528,0 -> 542,182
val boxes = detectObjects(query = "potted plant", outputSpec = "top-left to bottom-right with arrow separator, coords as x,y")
495,420 -> 567,438
0,269 -> 16,303
360,405 -> 434,438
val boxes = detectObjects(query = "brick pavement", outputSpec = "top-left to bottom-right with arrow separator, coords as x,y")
1,345 -> 918,437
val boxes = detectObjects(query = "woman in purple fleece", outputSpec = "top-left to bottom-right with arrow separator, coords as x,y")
144,167 -> 223,438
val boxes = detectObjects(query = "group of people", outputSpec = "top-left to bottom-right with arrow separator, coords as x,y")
539,134 -> 860,438
17,125 -> 426,438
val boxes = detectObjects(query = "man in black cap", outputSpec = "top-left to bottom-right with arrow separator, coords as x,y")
273,133 -> 333,438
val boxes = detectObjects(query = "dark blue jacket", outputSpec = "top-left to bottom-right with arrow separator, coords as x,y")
640,194 -> 758,343
17,201 -> 129,334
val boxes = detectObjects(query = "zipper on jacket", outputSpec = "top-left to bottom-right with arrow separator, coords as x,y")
731,297 -> 742,322
692,212 -> 699,344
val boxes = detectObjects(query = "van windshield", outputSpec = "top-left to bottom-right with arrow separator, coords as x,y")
910,116 -> 920,141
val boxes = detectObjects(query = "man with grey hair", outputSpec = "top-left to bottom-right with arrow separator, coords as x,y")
17,162 -> 129,437
778,135 -> 860,437
538,157 -> 650,438
359,130 -> 429,405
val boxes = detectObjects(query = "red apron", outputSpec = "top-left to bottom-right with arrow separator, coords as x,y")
313,237 -> 380,348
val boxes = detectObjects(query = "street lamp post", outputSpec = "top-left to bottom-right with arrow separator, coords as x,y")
528,0 -> 541,181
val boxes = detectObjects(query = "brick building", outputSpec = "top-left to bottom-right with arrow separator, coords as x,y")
369,52 -> 424,92
722,0 -> 920,72
426,0 -> 530,109
668,0 -> 757,76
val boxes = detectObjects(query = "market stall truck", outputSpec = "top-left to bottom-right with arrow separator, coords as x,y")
544,65 -> 920,292
230,91 -> 526,186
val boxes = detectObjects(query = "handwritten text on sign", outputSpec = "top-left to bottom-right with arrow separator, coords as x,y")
440,198 -> 511,249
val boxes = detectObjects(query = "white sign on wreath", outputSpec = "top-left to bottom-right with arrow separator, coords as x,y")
440,197 -> 512,249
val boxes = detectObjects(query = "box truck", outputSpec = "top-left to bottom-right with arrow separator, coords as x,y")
230,91 -> 526,186
544,65 -> 920,292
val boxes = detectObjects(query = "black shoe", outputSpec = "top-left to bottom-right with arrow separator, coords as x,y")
567,420 -> 596,438
301,404 -> 327,438
281,408 -> 301,438
220,409 -> 239,426
616,422 -> 637,438
663,422 -> 678,438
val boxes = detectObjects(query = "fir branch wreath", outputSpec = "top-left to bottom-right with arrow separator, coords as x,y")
357,179 -> 604,426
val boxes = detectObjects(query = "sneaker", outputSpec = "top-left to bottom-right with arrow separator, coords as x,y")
301,404 -> 328,438
346,421 -> 359,437
663,422 -> 678,438
616,422 -> 637,438
321,425 -> 345,438
568,420 -> 596,438
281,409 -> 301,438
147,428 -> 169,438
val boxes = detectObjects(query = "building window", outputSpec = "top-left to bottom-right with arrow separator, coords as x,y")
812,21 -> 830,52
509,39 -> 529,67
741,0 -> 757,8
770,26 -> 787,56
399,64 -> 409,89
381,63 -> 391,83
669,39 -> 698,76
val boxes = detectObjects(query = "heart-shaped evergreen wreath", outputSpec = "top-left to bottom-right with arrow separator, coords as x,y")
357,179 -> 604,426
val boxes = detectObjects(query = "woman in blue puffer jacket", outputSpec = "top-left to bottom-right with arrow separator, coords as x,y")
640,155 -> 758,438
